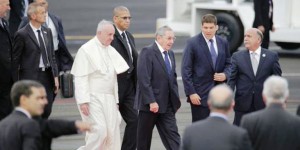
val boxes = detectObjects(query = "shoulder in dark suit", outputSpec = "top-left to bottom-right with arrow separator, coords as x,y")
253,0 -> 273,30
181,33 -> 231,121
110,25 -> 138,100
18,13 -> 73,72
0,111 -> 41,150
228,48 -> 281,112
34,117 -> 78,150
0,18 -> 13,120
135,43 -> 180,113
181,116 -> 252,150
12,24 -> 58,81
9,0 -> 33,36
241,103 -> 300,150
182,33 -> 231,106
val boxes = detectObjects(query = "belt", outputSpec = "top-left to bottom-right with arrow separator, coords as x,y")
39,67 -> 50,72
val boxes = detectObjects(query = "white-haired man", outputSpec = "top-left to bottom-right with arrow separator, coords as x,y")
181,84 -> 252,150
241,76 -> 300,150
71,20 -> 129,150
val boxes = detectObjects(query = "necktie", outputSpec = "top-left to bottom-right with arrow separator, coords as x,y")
251,52 -> 258,75
121,32 -> 134,72
209,39 -> 217,68
37,30 -> 50,67
163,51 -> 171,75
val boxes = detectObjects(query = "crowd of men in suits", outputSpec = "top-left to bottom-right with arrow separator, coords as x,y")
1,0 -> 300,149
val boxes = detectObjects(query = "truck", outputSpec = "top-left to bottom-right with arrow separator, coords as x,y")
157,0 -> 300,53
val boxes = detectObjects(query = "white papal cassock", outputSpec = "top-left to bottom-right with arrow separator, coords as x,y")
71,36 -> 129,150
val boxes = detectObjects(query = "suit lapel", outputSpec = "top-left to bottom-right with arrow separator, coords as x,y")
114,26 -> 132,59
199,34 -> 215,70
125,32 -> 137,59
243,50 -> 256,77
256,48 -> 267,76
26,25 -> 40,48
169,51 -> 176,74
1,19 -> 11,38
153,43 -> 169,78
215,37 -> 224,70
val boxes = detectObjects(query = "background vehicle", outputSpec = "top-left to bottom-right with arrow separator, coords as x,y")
157,0 -> 300,53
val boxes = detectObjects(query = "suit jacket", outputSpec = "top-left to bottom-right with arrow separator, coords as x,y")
228,49 -> 281,111
12,24 -> 58,82
18,13 -> 74,72
181,116 -> 253,150
134,43 -> 181,113
253,0 -> 273,30
34,118 -> 78,150
0,18 -> 13,119
9,0 -> 33,36
110,26 -> 138,101
0,110 -> 41,150
241,103 -> 300,150
181,34 -> 231,107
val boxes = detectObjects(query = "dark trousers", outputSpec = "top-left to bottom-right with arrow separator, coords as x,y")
233,98 -> 256,126
119,78 -> 138,150
37,68 -> 55,119
261,26 -> 270,49
137,107 -> 180,150
0,82 -> 13,120
190,103 -> 210,122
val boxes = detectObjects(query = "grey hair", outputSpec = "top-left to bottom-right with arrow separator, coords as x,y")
113,6 -> 129,16
96,19 -> 113,33
155,25 -> 173,37
256,29 -> 264,43
263,75 -> 289,105
208,84 -> 233,110
27,2 -> 43,19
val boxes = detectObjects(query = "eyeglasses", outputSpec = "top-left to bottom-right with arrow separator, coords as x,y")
163,36 -> 176,41
118,16 -> 132,20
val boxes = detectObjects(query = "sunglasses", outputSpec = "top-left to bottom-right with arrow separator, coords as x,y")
118,16 -> 132,20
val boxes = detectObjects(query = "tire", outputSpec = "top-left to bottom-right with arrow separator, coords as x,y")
275,42 -> 300,50
216,13 -> 243,53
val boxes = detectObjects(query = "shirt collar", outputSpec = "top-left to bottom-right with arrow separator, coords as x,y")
116,27 -> 125,36
202,33 -> 216,43
29,22 -> 41,32
210,112 -> 228,121
15,107 -> 32,118
155,40 -> 166,53
249,46 -> 261,55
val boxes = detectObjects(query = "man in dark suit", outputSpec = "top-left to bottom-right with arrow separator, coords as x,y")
18,0 -> 73,72
181,84 -> 252,150
0,0 -> 13,120
0,80 -> 46,150
12,2 -> 59,118
111,6 -> 138,150
241,76 -> 300,150
135,26 -> 181,150
9,0 -> 33,36
228,28 -> 282,126
253,0 -> 274,49
182,14 -> 231,122
36,117 -> 91,150
0,80 -> 91,150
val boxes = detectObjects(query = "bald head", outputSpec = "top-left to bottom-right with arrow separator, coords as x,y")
208,84 -> 234,111
244,28 -> 264,51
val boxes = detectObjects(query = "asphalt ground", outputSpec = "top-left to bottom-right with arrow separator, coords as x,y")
45,0 -> 300,149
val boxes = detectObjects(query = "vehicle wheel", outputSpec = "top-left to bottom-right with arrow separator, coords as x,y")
216,13 -> 243,53
275,42 -> 300,50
